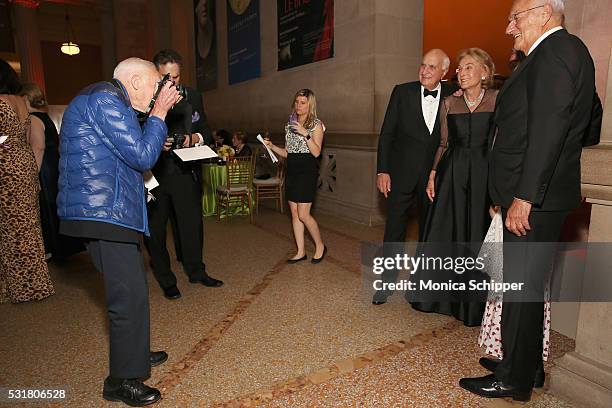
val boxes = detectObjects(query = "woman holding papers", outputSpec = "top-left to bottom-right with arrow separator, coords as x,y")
264,89 -> 327,264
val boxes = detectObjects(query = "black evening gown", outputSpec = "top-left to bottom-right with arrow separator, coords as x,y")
409,90 -> 498,326
31,112 -> 84,259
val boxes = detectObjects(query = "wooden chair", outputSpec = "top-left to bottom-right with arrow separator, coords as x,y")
253,159 -> 285,214
216,156 -> 254,222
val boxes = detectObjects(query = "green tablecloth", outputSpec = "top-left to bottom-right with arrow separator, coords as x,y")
202,163 -> 251,217
202,163 -> 225,216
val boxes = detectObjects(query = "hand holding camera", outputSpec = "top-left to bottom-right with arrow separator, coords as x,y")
163,133 -> 188,152
149,80 -> 183,121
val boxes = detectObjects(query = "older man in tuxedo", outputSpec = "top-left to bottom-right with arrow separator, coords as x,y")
460,0 -> 602,401
373,49 -> 455,305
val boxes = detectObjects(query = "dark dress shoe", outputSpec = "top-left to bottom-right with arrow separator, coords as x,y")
162,285 -> 181,300
479,357 -> 545,388
459,374 -> 531,401
311,246 -> 327,264
372,290 -> 388,305
287,254 -> 307,264
150,351 -> 168,367
189,275 -> 224,287
103,377 -> 161,407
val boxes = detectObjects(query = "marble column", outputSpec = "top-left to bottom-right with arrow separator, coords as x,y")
11,0 -> 45,91
549,48 -> 612,408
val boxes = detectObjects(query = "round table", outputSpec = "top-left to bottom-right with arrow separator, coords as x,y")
202,163 -> 251,217
202,163 -> 226,216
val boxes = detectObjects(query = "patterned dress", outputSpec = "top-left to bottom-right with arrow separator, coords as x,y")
0,98 -> 54,303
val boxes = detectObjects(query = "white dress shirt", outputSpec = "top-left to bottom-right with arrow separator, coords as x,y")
528,26 -> 563,55
421,83 -> 442,134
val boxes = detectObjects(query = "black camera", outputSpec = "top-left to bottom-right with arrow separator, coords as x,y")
169,133 -> 187,150
146,73 -> 188,113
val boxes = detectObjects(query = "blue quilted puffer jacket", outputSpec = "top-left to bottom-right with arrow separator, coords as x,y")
57,80 -> 167,235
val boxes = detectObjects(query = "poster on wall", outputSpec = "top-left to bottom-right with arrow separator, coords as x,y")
194,0 -> 218,91
277,0 -> 334,71
227,0 -> 261,85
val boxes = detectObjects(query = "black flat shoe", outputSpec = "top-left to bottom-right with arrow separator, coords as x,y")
103,377 -> 161,407
150,351 -> 168,367
311,246 -> 327,264
189,275 -> 224,287
479,357 -> 545,388
162,285 -> 181,300
287,255 -> 307,264
459,374 -> 531,401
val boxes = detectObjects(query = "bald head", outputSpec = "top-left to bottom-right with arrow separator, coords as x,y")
419,49 -> 450,90
113,58 -> 161,112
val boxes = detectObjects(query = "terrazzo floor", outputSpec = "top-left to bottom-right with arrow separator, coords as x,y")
0,208 -> 578,407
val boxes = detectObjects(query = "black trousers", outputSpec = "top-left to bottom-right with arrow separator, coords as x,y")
146,174 -> 206,289
379,180 -> 430,289
86,240 -> 150,379
495,209 -> 569,390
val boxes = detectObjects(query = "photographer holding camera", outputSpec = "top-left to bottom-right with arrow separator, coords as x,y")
147,49 -> 223,300
57,57 -> 181,406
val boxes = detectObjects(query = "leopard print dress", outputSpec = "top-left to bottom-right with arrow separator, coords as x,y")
0,98 -> 54,303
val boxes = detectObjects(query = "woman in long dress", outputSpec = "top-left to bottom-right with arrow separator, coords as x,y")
0,60 -> 54,303
19,83 -> 84,260
410,48 -> 498,326
264,89 -> 327,263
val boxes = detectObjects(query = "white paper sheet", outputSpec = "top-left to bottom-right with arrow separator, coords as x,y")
143,171 -> 159,191
256,134 -> 279,163
173,145 -> 218,162
143,171 -> 159,202
0,135 -> 7,145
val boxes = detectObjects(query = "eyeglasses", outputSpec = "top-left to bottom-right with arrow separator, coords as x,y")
508,4 -> 545,23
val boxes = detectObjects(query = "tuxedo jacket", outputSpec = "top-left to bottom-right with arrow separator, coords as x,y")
489,29 -> 602,211
377,81 -> 456,193
153,86 -> 212,182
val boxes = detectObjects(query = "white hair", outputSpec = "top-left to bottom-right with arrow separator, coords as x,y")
546,0 -> 565,15
442,55 -> 450,71
113,58 -> 156,80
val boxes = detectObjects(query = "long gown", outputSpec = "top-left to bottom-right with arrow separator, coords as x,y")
31,111 -> 84,259
0,99 -> 54,303
409,89 -> 498,326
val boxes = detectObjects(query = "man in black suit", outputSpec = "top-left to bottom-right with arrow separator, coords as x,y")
460,0 -> 602,401
147,49 -> 223,300
373,49 -> 455,305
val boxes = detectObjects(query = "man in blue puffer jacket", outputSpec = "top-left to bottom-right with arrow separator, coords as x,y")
57,57 -> 180,407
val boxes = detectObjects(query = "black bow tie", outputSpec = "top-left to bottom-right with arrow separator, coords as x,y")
423,89 -> 438,98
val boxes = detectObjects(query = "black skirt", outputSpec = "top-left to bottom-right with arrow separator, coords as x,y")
285,153 -> 318,203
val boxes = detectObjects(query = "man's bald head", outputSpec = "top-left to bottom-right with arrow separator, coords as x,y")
113,58 -> 157,81
113,58 -> 161,112
419,49 -> 450,90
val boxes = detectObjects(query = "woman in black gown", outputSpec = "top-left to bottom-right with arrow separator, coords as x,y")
410,48 -> 498,326
20,83 -> 83,260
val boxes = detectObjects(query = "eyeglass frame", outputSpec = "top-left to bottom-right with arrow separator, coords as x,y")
508,4 -> 546,23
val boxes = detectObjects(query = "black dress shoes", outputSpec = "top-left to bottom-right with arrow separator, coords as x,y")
479,357 -> 545,388
287,254 -> 307,264
189,275 -> 224,287
459,373 -> 531,401
150,351 -> 168,368
103,377 -> 161,407
162,285 -> 181,300
311,246 -> 327,264
372,290 -> 389,305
